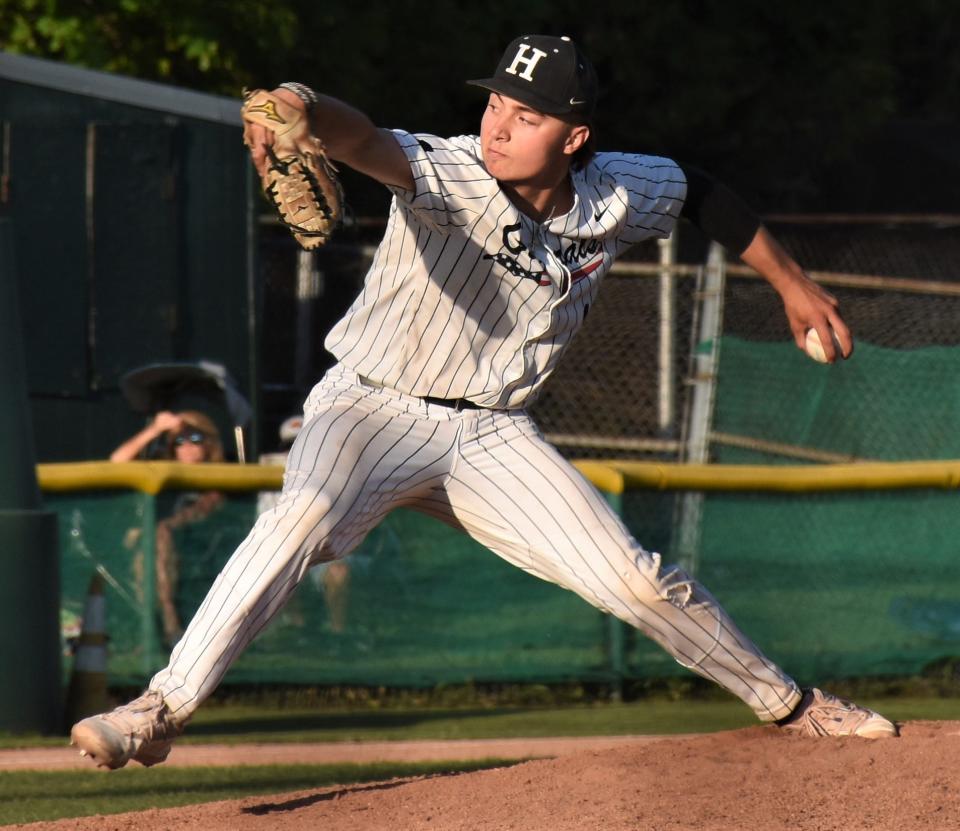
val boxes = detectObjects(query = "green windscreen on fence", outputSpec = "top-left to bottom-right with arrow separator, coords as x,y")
52,492 -> 618,688
58,491 -> 158,680
213,507 -> 614,687
52,485 -> 960,689
711,338 -> 960,463
614,335 -> 960,683
693,488 -> 960,682
615,485 -> 960,683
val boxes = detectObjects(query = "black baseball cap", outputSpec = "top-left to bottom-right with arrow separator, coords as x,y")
468,34 -> 598,119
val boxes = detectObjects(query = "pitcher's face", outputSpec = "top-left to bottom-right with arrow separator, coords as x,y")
480,94 -> 586,185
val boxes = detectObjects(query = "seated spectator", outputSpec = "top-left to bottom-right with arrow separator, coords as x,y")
110,410 -> 225,463
112,410 -> 225,645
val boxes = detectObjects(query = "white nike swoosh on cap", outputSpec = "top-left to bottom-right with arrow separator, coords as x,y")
569,98 -> 587,105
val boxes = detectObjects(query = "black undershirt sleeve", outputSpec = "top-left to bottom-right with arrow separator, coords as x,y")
677,162 -> 761,256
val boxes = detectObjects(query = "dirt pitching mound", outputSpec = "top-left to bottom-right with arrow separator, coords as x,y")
19,721 -> 960,831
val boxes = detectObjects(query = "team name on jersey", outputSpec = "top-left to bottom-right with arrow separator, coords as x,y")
483,221 -> 606,289
554,238 -> 601,266
482,221 -> 550,286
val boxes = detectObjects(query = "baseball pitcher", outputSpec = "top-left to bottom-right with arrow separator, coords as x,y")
71,35 -> 894,770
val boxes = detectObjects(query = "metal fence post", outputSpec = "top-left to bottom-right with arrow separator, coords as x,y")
657,233 -> 677,433
604,490 -> 627,699
675,242 -> 726,575
140,492 -> 160,676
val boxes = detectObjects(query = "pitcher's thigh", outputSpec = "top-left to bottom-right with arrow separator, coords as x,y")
274,388 -> 460,567
447,423 -> 655,614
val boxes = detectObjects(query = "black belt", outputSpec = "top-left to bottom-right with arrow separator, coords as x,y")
359,376 -> 481,411
421,394 -> 481,411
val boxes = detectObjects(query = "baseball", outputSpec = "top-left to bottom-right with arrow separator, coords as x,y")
804,327 -> 843,363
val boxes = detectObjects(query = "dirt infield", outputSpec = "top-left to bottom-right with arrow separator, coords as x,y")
15,720 -> 960,830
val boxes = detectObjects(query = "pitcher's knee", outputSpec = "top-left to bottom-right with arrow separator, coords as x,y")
627,550 -> 697,610
251,488 -> 341,567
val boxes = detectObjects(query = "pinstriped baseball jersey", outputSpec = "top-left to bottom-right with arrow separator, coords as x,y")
325,131 -> 686,409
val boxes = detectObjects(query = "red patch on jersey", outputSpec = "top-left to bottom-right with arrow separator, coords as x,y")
570,256 -> 603,282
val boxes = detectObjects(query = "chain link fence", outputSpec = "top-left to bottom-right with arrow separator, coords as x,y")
257,215 -> 960,463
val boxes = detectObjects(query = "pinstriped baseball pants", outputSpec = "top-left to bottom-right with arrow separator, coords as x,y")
151,364 -> 801,724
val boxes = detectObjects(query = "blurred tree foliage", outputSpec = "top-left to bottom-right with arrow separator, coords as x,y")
2,0 -> 958,211
0,0 -> 299,89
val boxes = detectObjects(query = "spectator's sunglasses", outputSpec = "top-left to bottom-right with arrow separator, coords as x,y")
174,431 -> 207,447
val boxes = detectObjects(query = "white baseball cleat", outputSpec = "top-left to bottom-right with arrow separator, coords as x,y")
777,687 -> 898,739
70,690 -> 183,769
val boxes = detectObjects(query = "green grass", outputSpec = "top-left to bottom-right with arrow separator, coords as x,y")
4,692 -> 960,749
182,699 -> 760,742
127,696 -> 960,744
0,760 -> 518,826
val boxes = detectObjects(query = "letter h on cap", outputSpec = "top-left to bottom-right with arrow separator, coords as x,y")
504,45 -> 548,82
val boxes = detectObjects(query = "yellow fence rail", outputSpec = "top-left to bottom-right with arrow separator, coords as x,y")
36,459 -> 960,496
